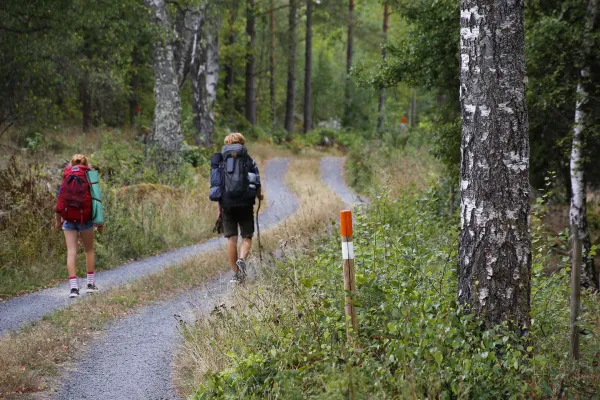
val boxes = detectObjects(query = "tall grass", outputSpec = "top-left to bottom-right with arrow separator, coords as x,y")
0,143 -> 215,298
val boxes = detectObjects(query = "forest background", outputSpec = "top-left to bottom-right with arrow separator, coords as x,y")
1,0 -> 600,397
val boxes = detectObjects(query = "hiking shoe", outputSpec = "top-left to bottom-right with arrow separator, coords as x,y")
230,271 -> 243,284
235,259 -> 247,281
86,283 -> 99,293
69,288 -> 80,298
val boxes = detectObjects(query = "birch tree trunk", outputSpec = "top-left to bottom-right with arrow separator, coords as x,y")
303,0 -> 313,134
284,0 -> 298,133
174,7 -> 200,88
245,0 -> 257,125
458,0 -> 531,331
376,2 -> 389,133
192,7 -> 220,147
144,0 -> 184,170
570,0 -> 599,291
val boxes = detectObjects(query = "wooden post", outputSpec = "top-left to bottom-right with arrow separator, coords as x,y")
569,234 -> 582,360
340,210 -> 358,341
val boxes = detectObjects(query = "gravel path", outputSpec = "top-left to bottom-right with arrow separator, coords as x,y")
320,157 -> 367,206
52,158 -> 298,400
0,159 -> 295,337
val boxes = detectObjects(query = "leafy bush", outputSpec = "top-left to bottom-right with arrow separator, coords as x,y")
183,188 -> 600,399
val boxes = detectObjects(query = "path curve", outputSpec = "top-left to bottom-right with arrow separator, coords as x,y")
320,157 -> 368,206
52,158 -> 297,400
0,160 -> 295,336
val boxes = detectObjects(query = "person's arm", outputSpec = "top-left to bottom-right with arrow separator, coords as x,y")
54,213 -> 62,232
250,158 -> 264,200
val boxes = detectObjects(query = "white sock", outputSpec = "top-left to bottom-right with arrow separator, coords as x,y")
69,276 -> 78,290
87,272 -> 95,286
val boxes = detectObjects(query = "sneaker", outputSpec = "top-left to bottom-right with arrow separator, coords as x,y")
86,283 -> 99,293
69,288 -> 80,298
229,271 -> 243,284
235,259 -> 247,281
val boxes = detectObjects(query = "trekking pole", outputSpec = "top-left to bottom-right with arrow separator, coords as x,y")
256,198 -> 263,264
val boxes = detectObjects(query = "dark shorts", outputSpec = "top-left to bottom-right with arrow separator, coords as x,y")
222,206 -> 254,239
63,220 -> 94,232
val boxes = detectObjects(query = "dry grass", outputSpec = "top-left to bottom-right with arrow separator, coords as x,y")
378,146 -> 440,195
0,156 -> 345,399
172,157 -> 346,396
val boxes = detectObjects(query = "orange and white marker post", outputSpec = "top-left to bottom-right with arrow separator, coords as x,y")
340,210 -> 358,341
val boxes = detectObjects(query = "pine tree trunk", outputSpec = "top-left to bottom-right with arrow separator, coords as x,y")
458,0 -> 531,332
343,0 -> 354,127
303,0 -> 313,134
570,0 -> 599,291
80,71 -> 92,133
224,3 -> 238,111
192,8 -> 221,147
270,0 -> 276,127
376,2 -> 389,132
144,0 -> 184,170
284,0 -> 298,133
245,0 -> 257,125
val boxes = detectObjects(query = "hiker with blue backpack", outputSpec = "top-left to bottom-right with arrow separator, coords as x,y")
55,154 -> 104,298
210,133 -> 263,284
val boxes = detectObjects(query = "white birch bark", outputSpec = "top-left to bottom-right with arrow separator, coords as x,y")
570,0 -> 599,290
192,4 -> 220,147
144,0 -> 184,169
458,0 -> 531,331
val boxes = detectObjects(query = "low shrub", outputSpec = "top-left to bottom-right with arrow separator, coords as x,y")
182,187 -> 600,399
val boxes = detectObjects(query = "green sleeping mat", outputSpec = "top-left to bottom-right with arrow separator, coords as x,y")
86,169 -> 104,225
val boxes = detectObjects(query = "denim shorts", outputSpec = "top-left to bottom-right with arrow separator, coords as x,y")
63,220 -> 94,232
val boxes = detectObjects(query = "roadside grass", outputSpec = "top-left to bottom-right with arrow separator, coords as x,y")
172,157 -> 346,396
0,159 -> 215,298
345,133 -> 440,196
0,156 -> 344,398
176,187 -> 600,400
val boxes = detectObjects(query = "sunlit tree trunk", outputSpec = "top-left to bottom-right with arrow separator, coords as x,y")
144,0 -> 183,169
303,0 -> 312,134
270,0 -> 276,127
245,0 -> 257,125
570,0 -> 599,291
192,8 -> 220,147
458,0 -> 531,332
377,2 -> 389,132
285,0 -> 298,133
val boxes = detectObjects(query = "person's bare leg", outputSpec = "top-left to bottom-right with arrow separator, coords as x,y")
240,238 -> 252,261
64,230 -> 79,277
80,229 -> 95,273
228,236 -> 239,273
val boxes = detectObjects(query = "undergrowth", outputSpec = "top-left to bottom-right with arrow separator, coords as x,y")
180,186 -> 600,399
0,132 -> 214,298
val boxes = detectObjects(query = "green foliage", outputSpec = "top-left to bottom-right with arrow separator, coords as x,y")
186,184 -> 599,399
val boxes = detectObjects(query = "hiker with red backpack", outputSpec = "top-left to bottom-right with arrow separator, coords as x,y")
54,154 -> 104,298
209,133 -> 263,284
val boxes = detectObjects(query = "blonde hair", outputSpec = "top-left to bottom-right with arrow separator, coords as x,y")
224,133 -> 245,145
70,154 -> 88,166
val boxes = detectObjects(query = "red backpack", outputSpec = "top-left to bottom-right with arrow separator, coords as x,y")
56,165 -> 92,224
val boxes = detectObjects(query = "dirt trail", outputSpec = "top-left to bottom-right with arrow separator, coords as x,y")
320,157 -> 368,206
0,159 -> 296,337
51,158 -> 297,400
37,156 -> 358,400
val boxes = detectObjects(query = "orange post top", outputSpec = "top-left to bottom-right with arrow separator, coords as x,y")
340,210 -> 353,237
